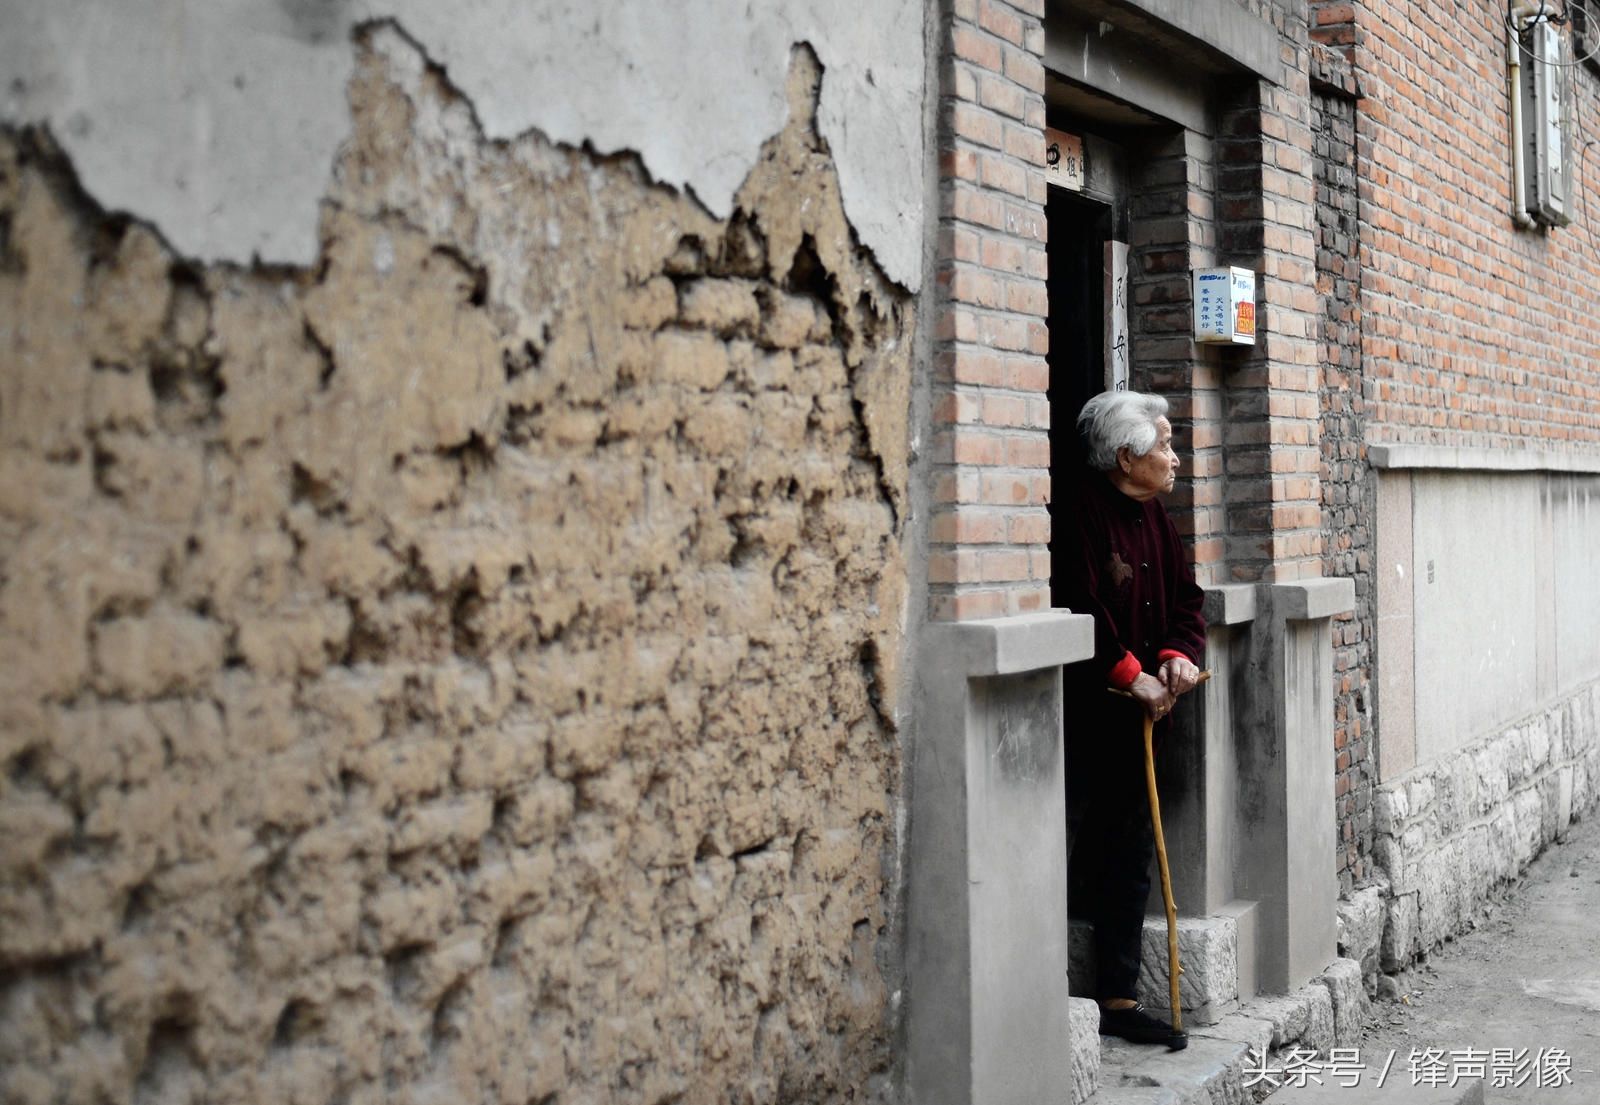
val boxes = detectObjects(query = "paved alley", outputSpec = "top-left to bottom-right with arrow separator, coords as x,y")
1357,812 -> 1600,1103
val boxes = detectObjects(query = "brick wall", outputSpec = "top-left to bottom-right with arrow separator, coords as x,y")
0,36 -> 914,1105
1130,129 -> 1230,586
1213,4 -> 1328,584
1311,41 -> 1376,889
1352,0 -> 1600,450
928,0 -> 1052,620
1319,0 -> 1600,895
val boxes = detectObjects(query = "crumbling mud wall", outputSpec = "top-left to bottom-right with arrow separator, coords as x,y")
0,28 -> 914,1105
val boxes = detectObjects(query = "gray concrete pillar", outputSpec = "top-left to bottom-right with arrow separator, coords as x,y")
906,611 -> 1095,1105
1237,578 -> 1355,994
1165,583 -> 1256,915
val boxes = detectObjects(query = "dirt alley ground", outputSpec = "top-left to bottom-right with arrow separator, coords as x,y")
1356,809 -> 1600,1103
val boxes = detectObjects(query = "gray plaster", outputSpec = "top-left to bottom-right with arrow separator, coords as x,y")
1164,615 -> 1249,915
907,615 -> 1095,1105
1233,585 -> 1340,994
927,610 -> 1095,678
1551,476 -> 1600,695
1202,583 -> 1257,626
1369,442 -> 1600,473
1411,472 -> 1540,764
1374,471 -> 1416,781
1045,19 -> 1213,136
0,0 -> 927,288
969,671 -> 1071,1101
1270,577 -> 1354,622
1107,0 -> 1282,83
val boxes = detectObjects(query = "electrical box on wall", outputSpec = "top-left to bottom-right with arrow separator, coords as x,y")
1520,18 -> 1574,227
1193,267 -> 1257,345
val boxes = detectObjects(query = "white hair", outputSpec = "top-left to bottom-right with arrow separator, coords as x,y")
1077,391 -> 1169,471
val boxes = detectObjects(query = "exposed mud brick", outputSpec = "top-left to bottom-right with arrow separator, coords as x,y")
0,32 -> 913,1105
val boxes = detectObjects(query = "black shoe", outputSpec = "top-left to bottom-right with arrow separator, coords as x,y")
1099,1002 -> 1188,1050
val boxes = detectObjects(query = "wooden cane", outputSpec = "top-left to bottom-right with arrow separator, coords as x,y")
1109,669 -> 1211,1035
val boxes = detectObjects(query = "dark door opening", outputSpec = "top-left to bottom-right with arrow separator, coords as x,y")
1047,191 -> 1113,609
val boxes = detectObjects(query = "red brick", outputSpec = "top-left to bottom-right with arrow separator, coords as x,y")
982,394 -> 1027,427
941,346 -> 1007,386
980,470 -> 1033,505
978,74 -> 1026,121
930,590 -> 1008,621
1011,357 -> 1049,392
951,25 -> 1002,71
951,428 -> 1005,465
980,234 -> 1026,274
1005,278 -> 1047,317
980,152 -> 1028,197
1008,512 -> 1051,544
1005,434 -> 1049,466
930,508 -> 1008,544
1003,47 -> 1046,94
980,549 -> 1031,582
948,268 -> 1004,309
1011,585 -> 1050,614
947,104 -> 1003,150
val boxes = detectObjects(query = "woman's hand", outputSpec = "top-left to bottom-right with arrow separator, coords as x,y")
1129,671 -> 1177,721
1158,655 -> 1202,697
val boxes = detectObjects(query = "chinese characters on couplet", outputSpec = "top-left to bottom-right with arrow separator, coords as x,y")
1242,1046 -> 1575,1091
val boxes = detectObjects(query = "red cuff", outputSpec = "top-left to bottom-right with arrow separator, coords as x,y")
1107,651 -> 1142,690
1157,649 -> 1191,666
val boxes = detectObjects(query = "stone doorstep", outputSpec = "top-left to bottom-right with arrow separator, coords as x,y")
1092,1031 -> 1257,1105
1071,913 -> 1244,1028
1071,997 -> 1103,1105
1268,1078 -> 1485,1104
1082,959 -> 1372,1105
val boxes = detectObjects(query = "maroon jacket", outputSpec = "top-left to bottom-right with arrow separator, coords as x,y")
1057,469 -> 1206,707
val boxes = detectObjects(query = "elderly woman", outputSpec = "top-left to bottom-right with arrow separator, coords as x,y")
1057,390 -> 1205,1050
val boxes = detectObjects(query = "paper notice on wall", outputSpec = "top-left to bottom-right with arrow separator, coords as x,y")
1193,266 -> 1257,345
1045,127 -> 1084,191
1105,240 -> 1129,391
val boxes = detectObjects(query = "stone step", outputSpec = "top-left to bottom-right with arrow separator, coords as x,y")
1079,958 -> 1375,1105
1071,905 -> 1255,1027
1081,1086 -> 1184,1105
1095,1030 -> 1256,1105
1070,996 -> 1102,1105
1270,1077 -> 1485,1103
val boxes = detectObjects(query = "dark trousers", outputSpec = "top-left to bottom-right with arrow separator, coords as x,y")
1066,696 -> 1158,1001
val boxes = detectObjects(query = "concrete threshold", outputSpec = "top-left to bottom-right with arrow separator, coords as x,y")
1081,957 -> 1381,1105
1271,1079 -> 1486,1103
1082,1040 -> 1490,1105
1092,1030 -> 1257,1105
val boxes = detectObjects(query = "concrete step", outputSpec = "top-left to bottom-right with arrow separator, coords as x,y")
1070,996 -> 1102,1105
1072,904 -> 1257,1027
1270,1077 -> 1485,1103
1095,1029 -> 1257,1105
1081,1086 -> 1184,1105
1080,958 -> 1376,1105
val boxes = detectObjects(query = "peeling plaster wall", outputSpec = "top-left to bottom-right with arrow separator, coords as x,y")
0,0 -> 926,289
0,27 -> 917,1105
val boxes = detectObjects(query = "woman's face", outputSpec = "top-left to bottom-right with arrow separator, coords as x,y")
1118,417 -> 1179,499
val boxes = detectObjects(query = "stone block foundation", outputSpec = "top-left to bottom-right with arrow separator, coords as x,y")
1373,679 -> 1600,970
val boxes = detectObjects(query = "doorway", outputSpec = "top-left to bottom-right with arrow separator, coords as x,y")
1046,186 -> 1124,607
